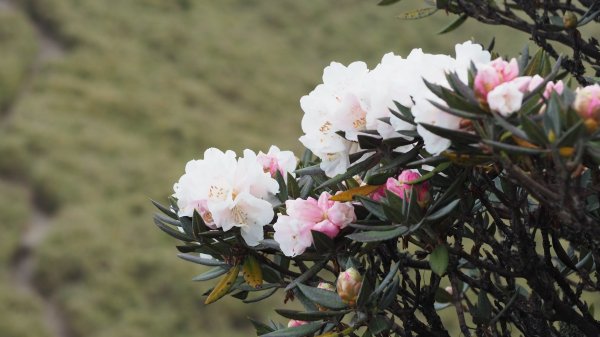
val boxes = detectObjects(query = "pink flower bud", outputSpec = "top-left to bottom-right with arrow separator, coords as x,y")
336,267 -> 363,306
287,319 -> 308,328
385,170 -> 431,208
444,286 -> 453,296
574,84 -> 600,121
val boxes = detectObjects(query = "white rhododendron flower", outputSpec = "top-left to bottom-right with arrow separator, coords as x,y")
299,61 -> 369,177
411,41 -> 491,155
172,148 -> 279,246
367,53 -> 416,140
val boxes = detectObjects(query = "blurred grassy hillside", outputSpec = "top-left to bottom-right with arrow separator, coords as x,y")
0,1 -> 595,337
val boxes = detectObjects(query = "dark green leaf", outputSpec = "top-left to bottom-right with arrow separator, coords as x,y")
297,283 -> 347,310
311,230 -> 334,253
426,199 -> 460,221
378,0 -> 402,5
357,272 -> 375,308
378,278 -> 399,309
285,258 -> 330,291
355,195 -> 388,221
275,309 -> 351,321
429,245 -> 449,276
482,139 -> 549,155
153,217 -> 194,242
357,134 -> 382,149
419,123 -> 481,145
151,199 -> 178,219
287,173 -> 300,199
275,170 -> 288,203
346,226 -> 408,243
474,291 -> 493,324
249,318 -> 275,335
435,288 -> 453,303
520,115 -> 549,145
368,315 -> 392,335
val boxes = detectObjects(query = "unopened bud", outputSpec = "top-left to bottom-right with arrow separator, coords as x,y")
584,118 -> 598,133
336,267 -> 362,307
574,85 -> 600,123
444,286 -> 453,296
563,11 -> 577,29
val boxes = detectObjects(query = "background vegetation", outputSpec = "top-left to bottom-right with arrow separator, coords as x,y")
0,0 -> 596,336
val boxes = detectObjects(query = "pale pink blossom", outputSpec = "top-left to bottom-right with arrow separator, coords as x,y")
574,84 -> 600,120
487,80 -> 525,116
527,75 -> 564,99
273,216 -> 314,257
285,192 -> 356,233
257,145 -> 297,180
273,192 -> 356,256
474,58 -> 519,101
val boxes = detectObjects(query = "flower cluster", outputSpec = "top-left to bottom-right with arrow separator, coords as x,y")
172,147 -> 295,246
155,41 -> 600,337
299,41 -> 492,170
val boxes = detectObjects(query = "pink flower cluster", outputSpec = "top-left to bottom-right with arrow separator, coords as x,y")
372,170 -> 431,208
273,192 -> 356,257
474,58 -> 563,116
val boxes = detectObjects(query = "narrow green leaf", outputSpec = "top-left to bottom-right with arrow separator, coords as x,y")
153,217 -> 194,242
406,162 -> 451,185
285,258 -> 330,291
419,122 -> 481,145
243,287 -> 278,303
249,318 -> 275,335
399,7 -> 438,20
297,283 -> 347,310
275,309 -> 351,321
426,199 -> 460,221
438,14 -> 468,34
378,0 -> 402,5
355,195 -> 388,221
287,173 -> 300,199
177,253 -> 226,266
482,139 -> 549,155
193,266 -> 229,281
151,199 -> 178,219
346,226 -> 409,243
